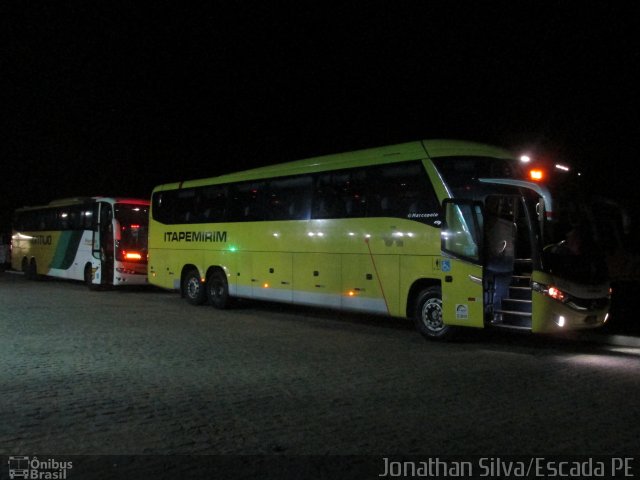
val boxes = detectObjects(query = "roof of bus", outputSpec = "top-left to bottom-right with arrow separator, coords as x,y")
16,197 -> 149,211
153,139 -> 514,192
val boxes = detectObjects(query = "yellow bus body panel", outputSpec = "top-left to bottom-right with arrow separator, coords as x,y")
149,217 -> 443,317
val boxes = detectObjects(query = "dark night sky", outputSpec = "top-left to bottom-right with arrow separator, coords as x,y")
2,2 -> 639,230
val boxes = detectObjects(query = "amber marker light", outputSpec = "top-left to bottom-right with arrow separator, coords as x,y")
529,169 -> 544,181
547,286 -> 565,302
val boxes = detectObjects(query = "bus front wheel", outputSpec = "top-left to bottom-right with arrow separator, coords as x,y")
84,264 -> 99,290
413,286 -> 456,340
183,269 -> 206,305
207,270 -> 231,309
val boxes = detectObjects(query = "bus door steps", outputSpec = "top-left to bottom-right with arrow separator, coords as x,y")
508,285 -> 532,300
492,309 -> 532,329
511,275 -> 531,287
501,298 -> 532,313
493,273 -> 533,329
514,258 -> 533,264
514,259 -> 533,276
489,321 -> 532,332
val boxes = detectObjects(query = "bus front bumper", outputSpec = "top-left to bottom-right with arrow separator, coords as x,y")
114,266 -> 148,286
531,290 -> 610,333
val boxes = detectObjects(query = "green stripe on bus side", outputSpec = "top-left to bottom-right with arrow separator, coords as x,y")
50,230 -> 84,270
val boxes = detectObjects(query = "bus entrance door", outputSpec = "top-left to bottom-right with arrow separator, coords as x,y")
440,200 -> 485,329
99,202 -> 115,285
484,194 -> 533,330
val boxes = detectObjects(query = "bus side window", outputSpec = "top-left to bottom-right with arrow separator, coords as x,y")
312,185 -> 343,219
13,212 -> 23,231
69,205 -> 84,230
59,209 -> 71,230
340,169 -> 368,218
176,188 -> 197,224
201,185 -> 228,222
42,209 -> 55,230
82,204 -> 96,230
267,175 -> 312,221
39,211 -> 48,230
368,161 -> 441,224
152,191 -> 174,225
228,182 -> 268,222
313,171 -> 361,219
227,185 -> 244,222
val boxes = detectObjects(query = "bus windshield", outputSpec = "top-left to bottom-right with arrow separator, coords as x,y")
432,156 -> 524,198
541,189 -> 609,285
115,203 -> 149,259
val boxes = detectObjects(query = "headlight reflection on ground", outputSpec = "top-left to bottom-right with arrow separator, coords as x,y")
559,345 -> 640,370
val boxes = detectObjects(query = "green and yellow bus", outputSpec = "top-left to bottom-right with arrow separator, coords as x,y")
148,140 -> 610,339
12,196 -> 149,288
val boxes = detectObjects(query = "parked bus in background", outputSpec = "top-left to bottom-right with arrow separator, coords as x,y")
148,140 -> 611,340
12,197 -> 149,288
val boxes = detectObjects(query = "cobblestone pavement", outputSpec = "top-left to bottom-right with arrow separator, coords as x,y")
1,271 -> 639,461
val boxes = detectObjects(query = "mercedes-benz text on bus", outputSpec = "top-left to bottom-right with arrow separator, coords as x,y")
12,197 -> 149,288
148,140 -> 610,339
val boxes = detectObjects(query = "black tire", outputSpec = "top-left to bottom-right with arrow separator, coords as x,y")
206,269 -> 231,309
27,259 -> 39,281
21,257 -> 30,279
84,264 -> 99,290
413,286 -> 456,340
183,268 -> 206,305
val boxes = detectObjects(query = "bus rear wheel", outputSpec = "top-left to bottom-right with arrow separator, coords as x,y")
413,286 -> 456,340
207,270 -> 231,309
183,268 -> 206,305
26,258 -> 39,281
21,257 -> 30,279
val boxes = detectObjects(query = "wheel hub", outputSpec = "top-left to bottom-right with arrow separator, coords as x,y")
187,278 -> 200,298
422,298 -> 444,332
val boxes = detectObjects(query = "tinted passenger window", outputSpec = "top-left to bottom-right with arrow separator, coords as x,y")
266,176 -> 312,220
200,185 -> 228,222
152,191 -> 177,224
310,161 -> 441,225
151,161 -> 440,225
312,172 -> 350,219
370,162 -> 441,224
228,182 -> 268,221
